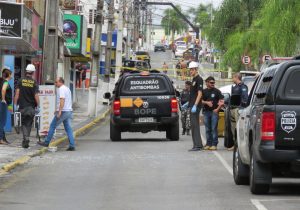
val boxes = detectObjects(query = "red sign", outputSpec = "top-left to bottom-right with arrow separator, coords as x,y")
242,56 -> 251,65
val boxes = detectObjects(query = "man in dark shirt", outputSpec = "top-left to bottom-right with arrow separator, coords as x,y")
188,61 -> 204,151
14,64 -> 40,148
180,81 -> 192,135
202,76 -> 224,150
228,73 -> 248,151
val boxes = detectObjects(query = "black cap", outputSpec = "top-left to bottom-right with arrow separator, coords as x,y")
205,76 -> 215,82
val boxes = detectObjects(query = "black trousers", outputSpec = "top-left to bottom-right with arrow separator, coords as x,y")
20,107 -> 35,142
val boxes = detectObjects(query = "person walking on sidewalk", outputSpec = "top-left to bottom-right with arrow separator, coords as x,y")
14,64 -> 40,149
188,61 -> 204,151
38,77 -> 75,151
228,73 -> 248,151
0,67 -> 13,145
180,81 -> 192,135
202,76 -> 224,151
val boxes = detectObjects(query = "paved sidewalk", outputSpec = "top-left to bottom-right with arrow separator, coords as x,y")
0,89 -> 108,169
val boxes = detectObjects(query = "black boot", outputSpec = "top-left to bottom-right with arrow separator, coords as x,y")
22,140 -> 29,149
182,128 -> 186,135
186,129 -> 190,136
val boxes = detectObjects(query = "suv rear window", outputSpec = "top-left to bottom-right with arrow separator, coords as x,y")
121,75 -> 171,95
284,69 -> 300,97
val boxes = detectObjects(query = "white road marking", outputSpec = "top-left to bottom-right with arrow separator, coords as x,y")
200,131 -> 233,175
251,199 -> 268,210
212,151 -> 233,176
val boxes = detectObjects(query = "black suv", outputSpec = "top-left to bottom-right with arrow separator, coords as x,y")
105,71 -> 179,141
233,60 -> 300,194
154,43 -> 166,52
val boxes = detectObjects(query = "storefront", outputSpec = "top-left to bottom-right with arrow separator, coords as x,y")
0,2 -> 40,132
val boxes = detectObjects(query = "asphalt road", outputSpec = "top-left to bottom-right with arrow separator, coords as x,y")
0,51 -> 299,210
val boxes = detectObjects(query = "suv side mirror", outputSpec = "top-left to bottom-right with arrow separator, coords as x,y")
103,92 -> 111,99
175,90 -> 180,97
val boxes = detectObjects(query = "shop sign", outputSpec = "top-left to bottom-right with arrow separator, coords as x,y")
60,0 -> 76,10
39,85 -> 55,136
63,14 -> 87,55
0,2 -> 22,38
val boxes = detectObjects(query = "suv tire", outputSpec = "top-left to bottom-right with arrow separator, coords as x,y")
110,121 -> 121,141
250,148 -> 272,194
167,122 -> 179,141
233,146 -> 249,185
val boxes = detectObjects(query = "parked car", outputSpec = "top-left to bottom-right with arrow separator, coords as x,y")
154,43 -> 166,52
135,51 -> 150,61
219,76 -> 257,148
104,71 -> 180,141
233,60 -> 300,194
175,46 -> 187,58
122,60 -> 150,73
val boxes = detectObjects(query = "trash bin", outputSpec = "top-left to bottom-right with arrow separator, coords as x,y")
218,111 -> 225,137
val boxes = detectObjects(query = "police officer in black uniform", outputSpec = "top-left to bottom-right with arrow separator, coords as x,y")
14,64 -> 40,149
180,81 -> 192,135
228,73 -> 248,151
187,61 -> 204,151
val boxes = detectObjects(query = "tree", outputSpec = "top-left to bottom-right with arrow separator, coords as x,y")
161,6 -> 188,42
188,4 -> 213,38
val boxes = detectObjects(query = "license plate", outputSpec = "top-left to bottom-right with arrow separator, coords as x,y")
137,117 -> 155,123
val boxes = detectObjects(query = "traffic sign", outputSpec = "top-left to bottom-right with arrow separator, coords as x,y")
242,56 -> 251,65
262,54 -> 272,63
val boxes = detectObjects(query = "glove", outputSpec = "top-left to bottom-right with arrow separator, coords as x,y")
14,104 -> 19,111
181,102 -> 189,109
35,106 -> 40,114
191,105 -> 197,113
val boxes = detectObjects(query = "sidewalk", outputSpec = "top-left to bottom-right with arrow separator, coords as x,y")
0,89 -> 109,169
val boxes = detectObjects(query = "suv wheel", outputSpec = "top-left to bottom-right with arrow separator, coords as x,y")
233,146 -> 249,185
250,148 -> 272,194
166,122 -> 179,141
110,121 -> 121,141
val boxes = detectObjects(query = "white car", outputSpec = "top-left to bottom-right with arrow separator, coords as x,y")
175,46 -> 187,58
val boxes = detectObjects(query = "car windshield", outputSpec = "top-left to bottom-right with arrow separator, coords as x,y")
135,51 -> 149,56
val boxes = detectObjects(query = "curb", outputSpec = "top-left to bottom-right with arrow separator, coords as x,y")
0,109 -> 110,175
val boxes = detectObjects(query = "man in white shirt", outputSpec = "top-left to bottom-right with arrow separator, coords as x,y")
38,77 -> 75,151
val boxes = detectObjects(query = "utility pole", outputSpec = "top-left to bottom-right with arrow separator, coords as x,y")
88,0 -> 104,117
132,0 -> 139,51
104,0 -> 115,92
115,0 -> 124,82
42,0 -> 59,84
126,3 -> 132,59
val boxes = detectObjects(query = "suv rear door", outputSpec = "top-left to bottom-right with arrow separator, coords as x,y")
118,74 -> 175,120
274,66 -> 300,148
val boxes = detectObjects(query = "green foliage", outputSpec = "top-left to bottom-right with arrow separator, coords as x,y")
208,0 -> 300,71
161,6 -> 188,41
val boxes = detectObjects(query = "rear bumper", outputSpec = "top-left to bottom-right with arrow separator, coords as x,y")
155,48 -> 165,51
111,114 -> 179,131
255,143 -> 300,163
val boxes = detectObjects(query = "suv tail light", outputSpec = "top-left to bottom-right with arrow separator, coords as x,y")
171,98 -> 178,113
113,100 -> 121,116
261,112 -> 275,141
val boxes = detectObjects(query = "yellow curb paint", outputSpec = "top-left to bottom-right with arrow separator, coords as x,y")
0,109 -> 110,174
2,156 -> 31,172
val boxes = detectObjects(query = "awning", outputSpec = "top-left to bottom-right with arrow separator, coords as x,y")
0,38 -> 37,56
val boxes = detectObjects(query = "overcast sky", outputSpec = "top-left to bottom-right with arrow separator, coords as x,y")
151,0 -> 223,24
